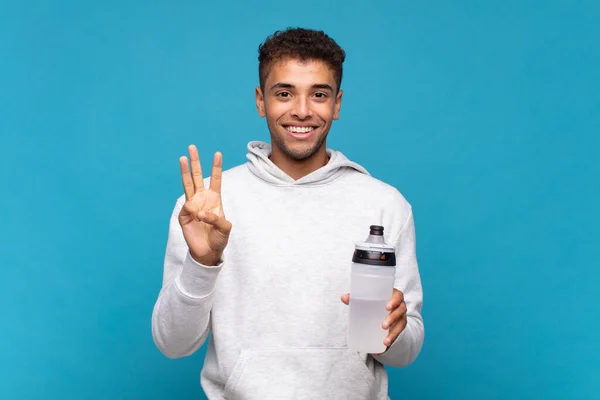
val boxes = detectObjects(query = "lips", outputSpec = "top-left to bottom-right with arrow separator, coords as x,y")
283,125 -> 319,140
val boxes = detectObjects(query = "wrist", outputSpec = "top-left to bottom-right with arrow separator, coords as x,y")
190,250 -> 221,267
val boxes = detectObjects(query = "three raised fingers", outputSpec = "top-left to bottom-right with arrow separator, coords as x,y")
180,145 -> 224,199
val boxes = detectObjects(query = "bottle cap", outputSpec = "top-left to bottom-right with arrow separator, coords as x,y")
353,225 -> 396,266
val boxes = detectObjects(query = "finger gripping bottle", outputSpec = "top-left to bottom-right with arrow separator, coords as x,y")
348,225 -> 396,354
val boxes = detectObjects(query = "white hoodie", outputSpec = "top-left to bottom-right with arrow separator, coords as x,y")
152,141 -> 424,400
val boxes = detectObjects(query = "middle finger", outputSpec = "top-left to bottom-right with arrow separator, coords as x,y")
188,144 -> 204,193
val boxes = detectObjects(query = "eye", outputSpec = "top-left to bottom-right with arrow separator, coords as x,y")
276,91 -> 291,98
314,92 -> 328,99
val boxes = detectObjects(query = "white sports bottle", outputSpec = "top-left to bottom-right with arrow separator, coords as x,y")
348,225 -> 396,354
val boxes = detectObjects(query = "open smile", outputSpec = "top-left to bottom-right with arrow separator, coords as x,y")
283,124 -> 320,140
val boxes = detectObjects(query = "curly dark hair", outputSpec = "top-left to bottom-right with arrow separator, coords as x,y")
258,27 -> 346,92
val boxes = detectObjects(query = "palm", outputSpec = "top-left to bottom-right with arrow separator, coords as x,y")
178,145 -> 232,265
180,190 -> 225,254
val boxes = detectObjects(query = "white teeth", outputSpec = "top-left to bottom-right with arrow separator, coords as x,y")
286,126 -> 314,133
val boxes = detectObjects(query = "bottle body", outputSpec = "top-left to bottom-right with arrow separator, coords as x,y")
348,263 -> 395,354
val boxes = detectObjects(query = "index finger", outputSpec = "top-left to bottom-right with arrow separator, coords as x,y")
209,152 -> 223,194
386,289 -> 404,310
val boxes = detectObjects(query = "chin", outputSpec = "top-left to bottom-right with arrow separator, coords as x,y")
286,147 -> 319,161
279,138 -> 326,161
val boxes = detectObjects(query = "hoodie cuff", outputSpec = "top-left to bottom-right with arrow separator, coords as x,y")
174,251 -> 223,299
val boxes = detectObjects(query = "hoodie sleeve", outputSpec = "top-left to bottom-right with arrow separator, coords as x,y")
373,208 -> 425,368
151,198 -> 223,359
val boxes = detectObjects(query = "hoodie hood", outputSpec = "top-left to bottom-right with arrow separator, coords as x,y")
245,141 -> 370,186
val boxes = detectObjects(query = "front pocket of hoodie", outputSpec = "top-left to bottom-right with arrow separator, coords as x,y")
223,347 -> 376,400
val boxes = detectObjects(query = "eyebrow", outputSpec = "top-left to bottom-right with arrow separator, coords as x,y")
270,82 -> 334,91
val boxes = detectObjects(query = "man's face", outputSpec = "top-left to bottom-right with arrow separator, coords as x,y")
255,58 -> 343,161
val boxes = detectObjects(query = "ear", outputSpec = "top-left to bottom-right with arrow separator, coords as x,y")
333,89 -> 343,120
255,86 -> 266,118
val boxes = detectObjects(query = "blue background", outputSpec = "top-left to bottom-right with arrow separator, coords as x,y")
1,0 -> 599,399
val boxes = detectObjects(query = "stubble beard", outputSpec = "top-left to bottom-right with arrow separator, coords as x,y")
270,124 -> 329,161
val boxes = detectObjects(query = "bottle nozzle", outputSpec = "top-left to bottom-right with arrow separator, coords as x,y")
365,225 -> 385,244
369,225 -> 384,236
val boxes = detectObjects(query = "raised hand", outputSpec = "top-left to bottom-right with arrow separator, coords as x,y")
178,144 -> 232,266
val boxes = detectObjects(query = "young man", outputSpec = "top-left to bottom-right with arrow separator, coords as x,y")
152,28 -> 424,399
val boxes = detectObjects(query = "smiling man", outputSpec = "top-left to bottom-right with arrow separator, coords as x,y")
152,28 -> 424,399
255,55 -> 342,179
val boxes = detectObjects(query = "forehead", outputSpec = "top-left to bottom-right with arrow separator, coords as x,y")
265,58 -> 337,89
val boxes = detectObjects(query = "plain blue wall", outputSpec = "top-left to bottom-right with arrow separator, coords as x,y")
1,1 -> 599,399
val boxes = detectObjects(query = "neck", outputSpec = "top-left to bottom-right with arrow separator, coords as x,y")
269,145 -> 330,180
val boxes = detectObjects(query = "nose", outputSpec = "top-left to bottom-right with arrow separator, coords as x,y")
290,96 -> 312,119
